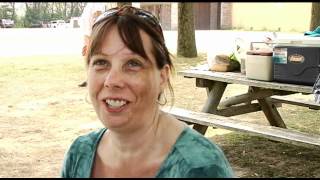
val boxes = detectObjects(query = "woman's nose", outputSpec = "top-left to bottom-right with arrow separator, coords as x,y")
103,67 -> 125,89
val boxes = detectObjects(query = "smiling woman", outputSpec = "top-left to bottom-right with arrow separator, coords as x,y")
60,6 -> 234,178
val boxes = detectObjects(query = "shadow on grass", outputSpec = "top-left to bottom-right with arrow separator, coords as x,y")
212,132 -> 320,178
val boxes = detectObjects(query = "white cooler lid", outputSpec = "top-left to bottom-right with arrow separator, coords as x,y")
273,36 -> 320,47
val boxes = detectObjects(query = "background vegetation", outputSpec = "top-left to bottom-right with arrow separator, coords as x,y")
0,3 -> 85,28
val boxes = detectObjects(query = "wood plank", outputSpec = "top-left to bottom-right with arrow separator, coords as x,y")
194,81 -> 227,134
162,107 -> 320,149
196,78 -> 215,88
219,89 -> 292,108
178,69 -> 314,94
251,87 -> 286,128
216,103 -> 262,116
256,97 -> 286,128
202,81 -> 227,114
271,96 -> 320,110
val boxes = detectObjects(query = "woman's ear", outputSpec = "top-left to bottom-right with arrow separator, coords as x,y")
159,64 -> 170,91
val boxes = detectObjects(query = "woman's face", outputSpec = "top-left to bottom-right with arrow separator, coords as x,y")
87,25 -> 169,132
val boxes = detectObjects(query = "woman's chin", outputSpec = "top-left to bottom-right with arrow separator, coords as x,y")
99,114 -> 129,129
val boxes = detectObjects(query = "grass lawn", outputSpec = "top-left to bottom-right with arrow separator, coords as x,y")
0,54 -> 319,177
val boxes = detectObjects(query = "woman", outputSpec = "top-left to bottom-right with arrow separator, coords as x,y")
61,6 -> 234,178
78,3 -> 106,87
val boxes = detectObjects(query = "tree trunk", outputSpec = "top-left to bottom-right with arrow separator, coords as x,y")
217,2 -> 221,30
310,2 -> 320,31
64,2 -> 67,20
9,2 -> 15,20
177,3 -> 197,58
70,3 -> 74,18
79,3 -> 86,14
43,3 -> 49,22
117,2 -> 132,7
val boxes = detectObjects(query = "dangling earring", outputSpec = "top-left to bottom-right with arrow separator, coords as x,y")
85,93 -> 92,104
157,91 -> 167,106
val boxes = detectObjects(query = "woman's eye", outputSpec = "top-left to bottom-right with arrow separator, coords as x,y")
92,59 -> 109,69
127,59 -> 143,69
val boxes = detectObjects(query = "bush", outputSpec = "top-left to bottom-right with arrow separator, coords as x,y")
14,16 -> 25,28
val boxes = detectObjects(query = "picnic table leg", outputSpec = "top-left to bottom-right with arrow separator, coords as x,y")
251,87 -> 287,128
193,80 -> 227,134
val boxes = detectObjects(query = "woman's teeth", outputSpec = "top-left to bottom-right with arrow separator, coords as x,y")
106,99 -> 127,108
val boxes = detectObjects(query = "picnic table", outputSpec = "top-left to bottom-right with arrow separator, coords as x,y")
163,64 -> 320,149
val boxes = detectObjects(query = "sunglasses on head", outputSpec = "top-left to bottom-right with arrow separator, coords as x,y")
92,6 -> 163,33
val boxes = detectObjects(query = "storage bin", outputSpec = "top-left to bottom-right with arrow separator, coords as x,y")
273,37 -> 320,86
246,50 -> 273,81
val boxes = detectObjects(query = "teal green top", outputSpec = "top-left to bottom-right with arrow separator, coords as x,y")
61,127 -> 234,178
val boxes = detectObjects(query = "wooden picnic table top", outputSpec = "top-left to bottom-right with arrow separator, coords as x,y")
178,64 -> 314,94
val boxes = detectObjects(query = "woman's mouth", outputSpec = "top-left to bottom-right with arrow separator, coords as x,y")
104,98 -> 129,112
105,99 -> 127,108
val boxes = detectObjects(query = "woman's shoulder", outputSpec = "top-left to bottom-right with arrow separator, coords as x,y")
176,127 -> 224,156
61,128 -> 106,178
174,127 -> 232,170
68,128 -> 106,154
157,127 -> 234,177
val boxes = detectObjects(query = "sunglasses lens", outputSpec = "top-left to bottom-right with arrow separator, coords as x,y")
94,9 -> 118,25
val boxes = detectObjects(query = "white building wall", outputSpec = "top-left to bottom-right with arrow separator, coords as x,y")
170,3 -> 178,30
132,3 -> 140,8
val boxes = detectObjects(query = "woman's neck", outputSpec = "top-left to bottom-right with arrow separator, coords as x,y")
105,109 -> 163,159
92,110 -> 187,177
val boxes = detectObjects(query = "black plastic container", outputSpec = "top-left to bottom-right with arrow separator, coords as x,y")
273,45 -> 320,86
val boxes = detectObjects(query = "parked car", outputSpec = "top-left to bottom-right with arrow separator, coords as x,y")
29,21 -> 49,28
48,20 -> 66,28
0,19 -> 14,28
30,22 -> 43,28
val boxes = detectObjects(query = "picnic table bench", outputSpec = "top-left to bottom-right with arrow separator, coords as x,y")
163,65 -> 320,149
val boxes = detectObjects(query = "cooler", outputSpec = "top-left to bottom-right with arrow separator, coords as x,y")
272,37 -> 320,86
246,50 -> 273,81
